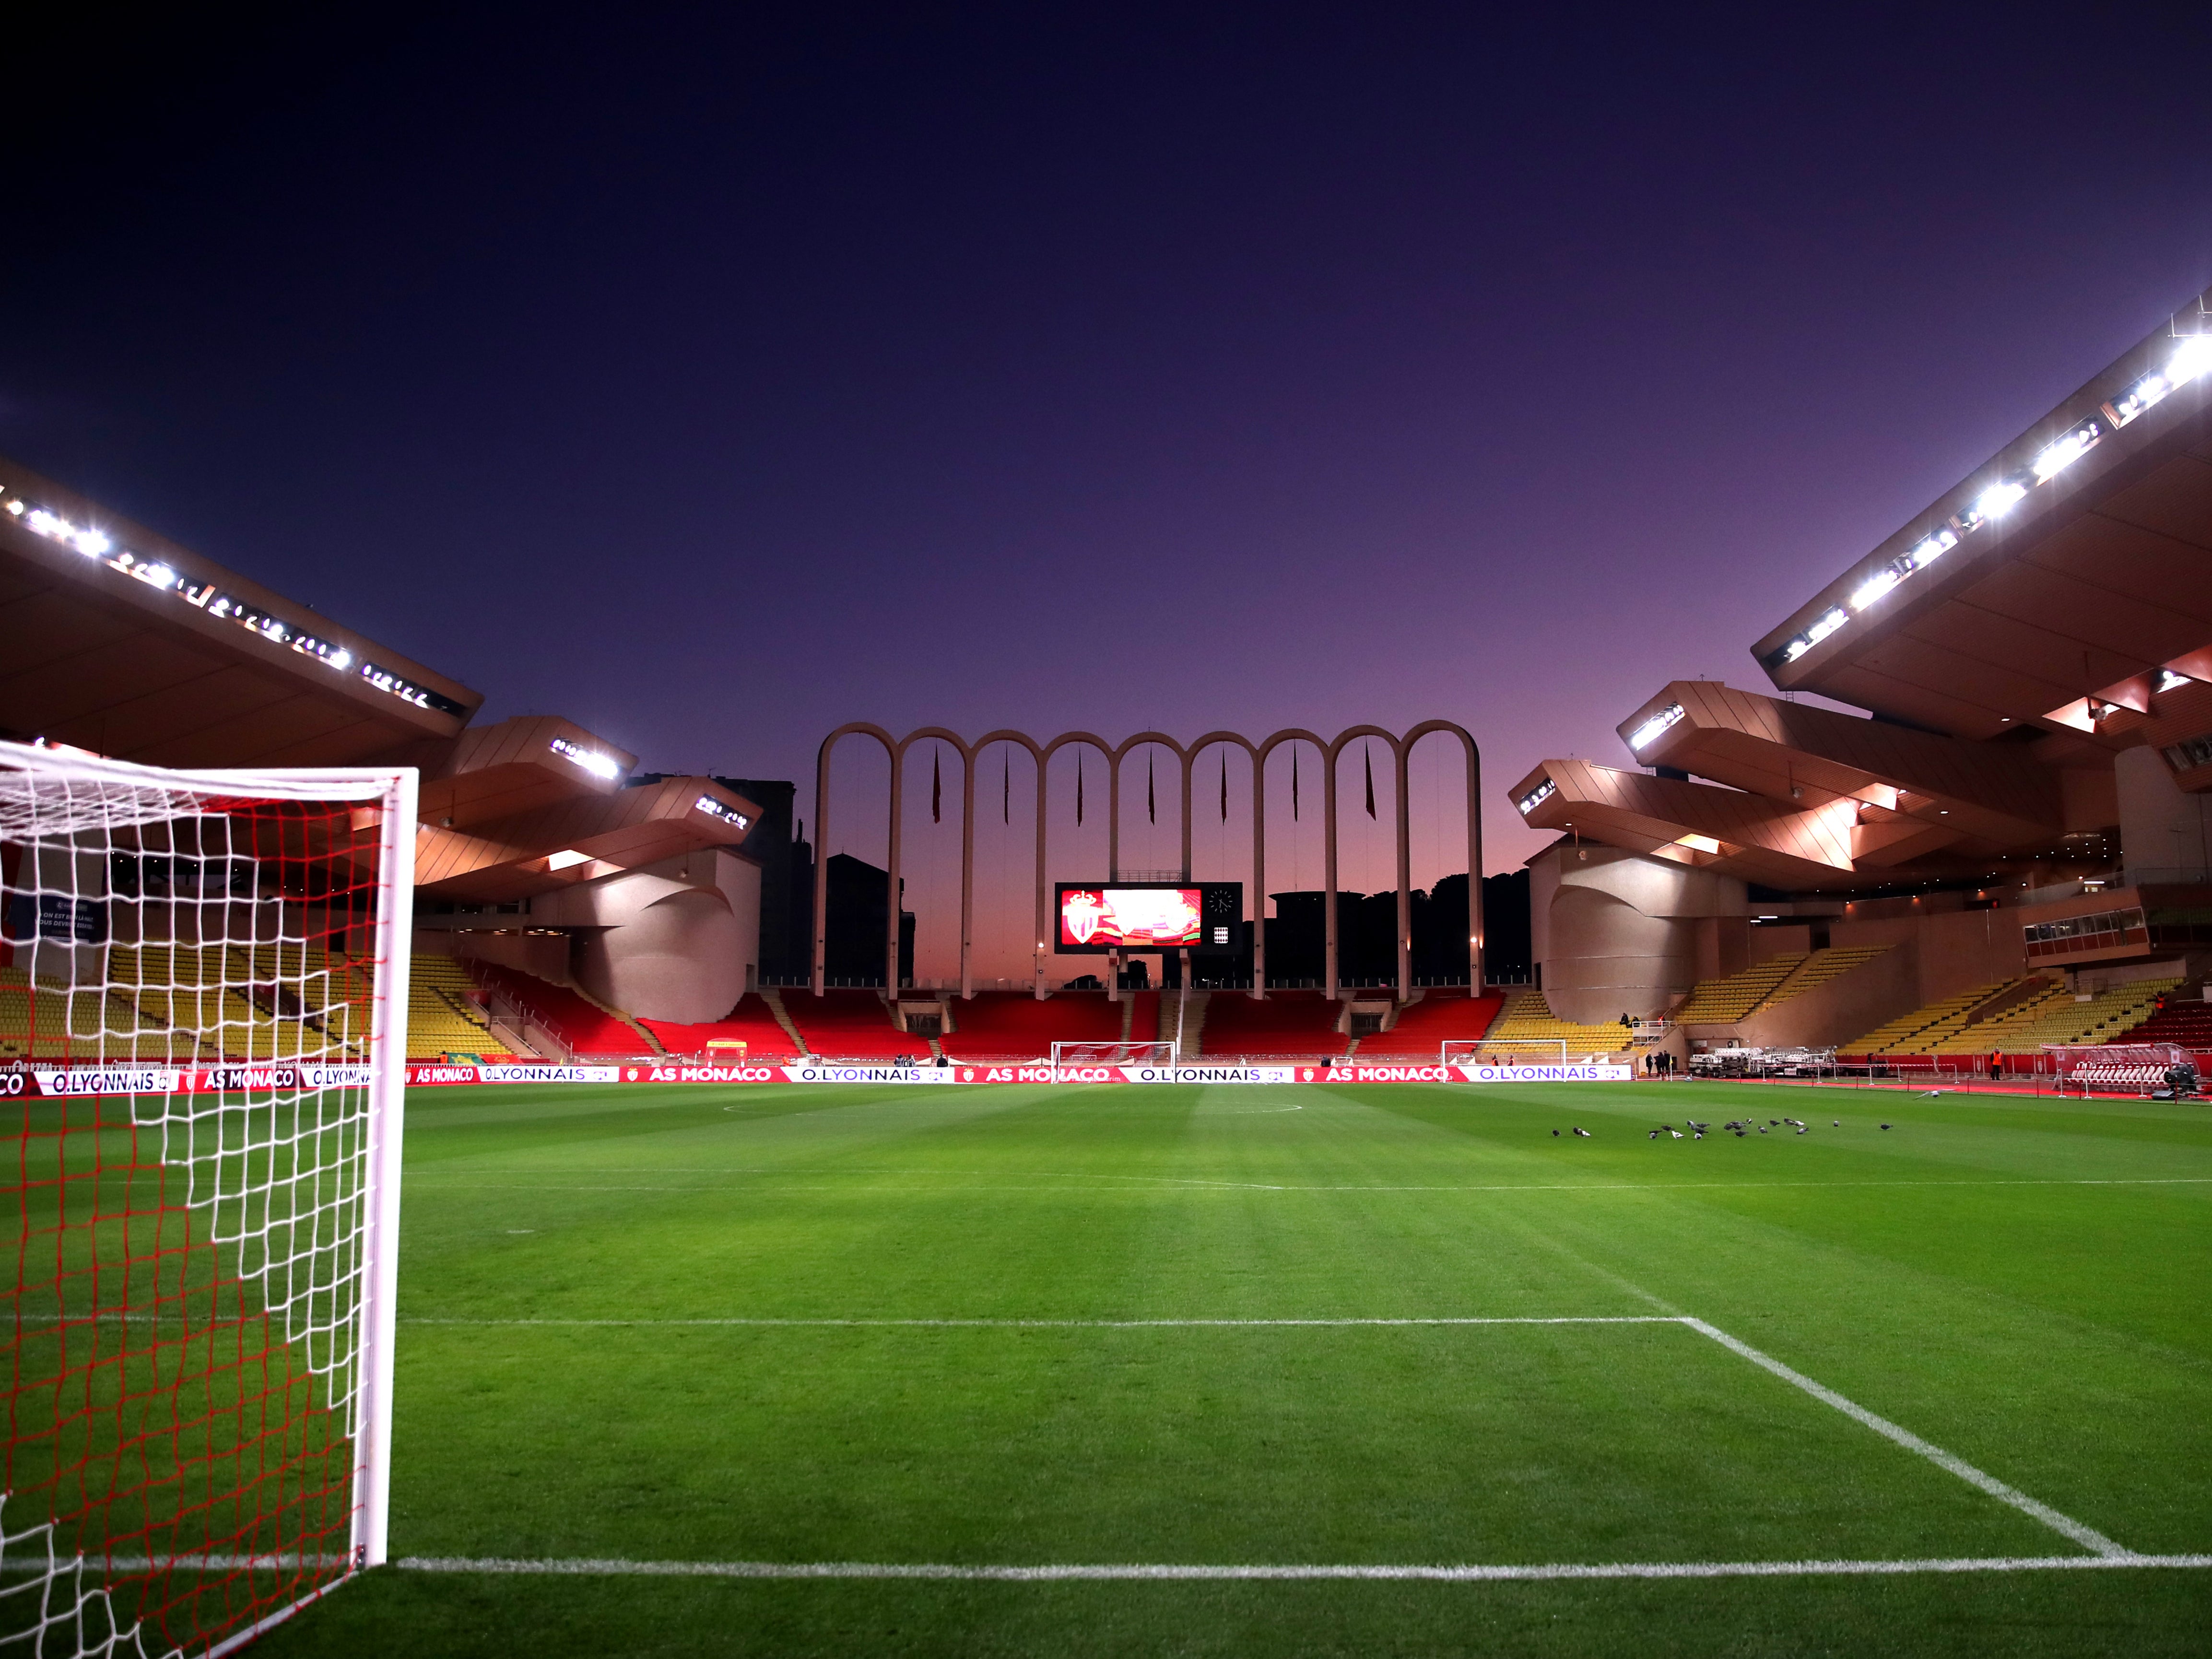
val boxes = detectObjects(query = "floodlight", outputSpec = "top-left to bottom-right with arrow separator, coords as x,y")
1849,568 -> 1901,612
1627,702 -> 1685,751
1515,779 -> 1555,815
2031,418 -> 2102,482
2169,333 -> 2212,384
1973,480 -> 2027,520
694,794 -> 751,828
550,736 -> 623,780
1907,529 -> 1956,568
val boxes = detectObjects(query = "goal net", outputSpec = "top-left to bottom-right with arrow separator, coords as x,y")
0,741 -> 414,1657
1441,1038 -> 1569,1066
1050,1040 -> 1177,1077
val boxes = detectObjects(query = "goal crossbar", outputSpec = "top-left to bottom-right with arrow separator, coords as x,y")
1050,1040 -> 1177,1077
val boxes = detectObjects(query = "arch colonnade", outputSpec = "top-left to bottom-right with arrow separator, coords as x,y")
810,722 -> 1482,1003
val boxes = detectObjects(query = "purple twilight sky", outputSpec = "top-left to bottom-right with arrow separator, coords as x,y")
7,8 -> 2212,977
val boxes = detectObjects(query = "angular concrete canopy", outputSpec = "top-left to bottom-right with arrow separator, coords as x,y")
1615,681 -> 2062,851
0,456 -> 481,766
1511,758 -> 1856,889
1754,286 -> 2212,746
416,776 -> 763,904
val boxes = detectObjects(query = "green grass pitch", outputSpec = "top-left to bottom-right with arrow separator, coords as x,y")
259,1078 -> 2212,1656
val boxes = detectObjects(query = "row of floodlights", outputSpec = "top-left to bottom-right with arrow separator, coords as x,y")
545,737 -> 753,831
4,492 -> 468,718
1768,333 -> 2212,670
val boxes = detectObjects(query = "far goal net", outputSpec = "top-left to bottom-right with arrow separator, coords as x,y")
1441,1038 -> 1569,1067
0,741 -> 414,1657
1050,1040 -> 1177,1078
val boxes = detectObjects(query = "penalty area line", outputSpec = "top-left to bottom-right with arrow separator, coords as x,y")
1679,1317 -> 2133,1559
391,1554 -> 2212,1581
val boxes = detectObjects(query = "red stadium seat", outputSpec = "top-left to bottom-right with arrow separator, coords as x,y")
938,991 -> 1122,1060
779,989 -> 914,1059
464,962 -> 654,1057
1353,990 -> 1504,1059
1197,989 -> 1341,1059
640,994 -> 802,1061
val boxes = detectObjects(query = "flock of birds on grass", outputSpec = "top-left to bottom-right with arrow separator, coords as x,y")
1552,1116 -> 1896,1140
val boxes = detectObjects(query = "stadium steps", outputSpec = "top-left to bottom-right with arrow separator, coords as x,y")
757,988 -> 812,1056
1177,989 -> 1212,1060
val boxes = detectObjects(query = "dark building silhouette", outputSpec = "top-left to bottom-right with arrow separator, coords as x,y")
717,777 -> 812,981
823,851 -> 915,986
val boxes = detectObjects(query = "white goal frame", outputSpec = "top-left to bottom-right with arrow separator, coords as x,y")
1441,1038 -> 1569,1066
1051,1040 -> 1177,1078
0,741 -> 415,1656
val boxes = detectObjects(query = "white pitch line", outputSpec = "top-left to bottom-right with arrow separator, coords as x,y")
392,1554 -> 2212,1581
402,1327 -> 1672,1336
405,1173 -> 2212,1194
1679,1318 -> 2132,1559
401,1308 -> 2138,1559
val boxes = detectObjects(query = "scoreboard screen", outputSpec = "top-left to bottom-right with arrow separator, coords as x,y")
1054,882 -> 1241,953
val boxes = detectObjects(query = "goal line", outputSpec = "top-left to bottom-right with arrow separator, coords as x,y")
390,1552 -> 2212,1581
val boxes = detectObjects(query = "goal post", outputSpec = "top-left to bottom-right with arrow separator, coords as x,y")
0,741 -> 415,1657
1441,1038 -> 1569,1067
1050,1040 -> 1177,1078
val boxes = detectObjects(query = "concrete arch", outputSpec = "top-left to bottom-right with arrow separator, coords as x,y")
810,719 -> 1483,1002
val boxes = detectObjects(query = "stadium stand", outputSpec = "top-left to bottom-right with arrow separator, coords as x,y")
1670,954 -> 1808,1024
1197,989 -> 1340,1059
1987,978 -> 2180,1053
639,995 -> 803,1061
780,989 -> 918,1059
938,991 -> 1122,1061
1841,980 -> 2018,1058
0,965 -> 183,1060
407,953 -> 516,1060
1352,989 -> 1504,1059
2105,988 -> 2212,1052
468,960 -> 662,1058
108,943 -> 349,1062
1480,989 -> 1632,1056
1924,980 -> 2075,1055
1767,945 -> 1893,1005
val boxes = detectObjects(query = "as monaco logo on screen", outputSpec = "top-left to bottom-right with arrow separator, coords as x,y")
1058,886 -> 1201,949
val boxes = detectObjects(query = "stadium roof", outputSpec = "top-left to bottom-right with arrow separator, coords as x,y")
0,454 -> 481,766
1753,285 -> 2212,744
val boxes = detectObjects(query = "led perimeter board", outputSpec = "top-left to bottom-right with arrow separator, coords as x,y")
1055,882 -> 1241,953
